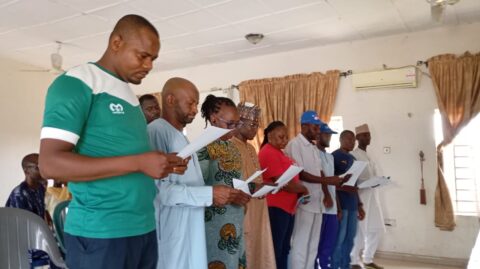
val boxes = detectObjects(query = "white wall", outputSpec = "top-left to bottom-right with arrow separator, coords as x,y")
1,21 -> 478,260
0,58 -> 55,205
133,22 -> 480,259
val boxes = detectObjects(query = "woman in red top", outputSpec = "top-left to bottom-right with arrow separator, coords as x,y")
258,121 -> 309,269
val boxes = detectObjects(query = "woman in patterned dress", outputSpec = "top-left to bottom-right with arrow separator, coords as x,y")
197,95 -> 250,269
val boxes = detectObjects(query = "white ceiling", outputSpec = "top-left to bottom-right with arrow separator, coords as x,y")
1,0 -> 479,72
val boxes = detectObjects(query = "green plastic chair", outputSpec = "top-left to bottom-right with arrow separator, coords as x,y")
52,200 -> 70,255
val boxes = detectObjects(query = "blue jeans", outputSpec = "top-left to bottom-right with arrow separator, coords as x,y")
269,207 -> 295,269
64,230 -> 157,269
331,210 -> 358,269
315,214 -> 339,269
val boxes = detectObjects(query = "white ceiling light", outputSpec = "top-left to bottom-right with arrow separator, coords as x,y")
245,33 -> 264,45
426,0 -> 460,22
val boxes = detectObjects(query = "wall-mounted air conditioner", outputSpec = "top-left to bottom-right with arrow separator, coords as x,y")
352,66 -> 418,90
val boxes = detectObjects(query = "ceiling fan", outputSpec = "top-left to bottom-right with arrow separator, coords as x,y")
426,0 -> 460,22
20,41 -> 65,74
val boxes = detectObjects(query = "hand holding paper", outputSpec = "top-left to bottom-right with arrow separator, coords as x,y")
341,161 -> 368,187
232,169 -> 267,195
271,165 -> 304,194
176,126 -> 231,159
252,185 -> 277,198
249,165 -> 303,197
212,185 -> 250,207
249,165 -> 304,198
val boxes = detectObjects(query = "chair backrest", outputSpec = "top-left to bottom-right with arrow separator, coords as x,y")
53,200 -> 70,254
0,207 -> 67,269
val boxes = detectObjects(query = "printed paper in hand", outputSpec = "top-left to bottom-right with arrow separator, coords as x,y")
176,126 -> 231,159
252,185 -> 277,198
272,165 -> 304,194
341,161 -> 368,187
232,169 -> 268,195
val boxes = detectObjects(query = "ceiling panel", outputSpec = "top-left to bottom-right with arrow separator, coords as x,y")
0,0 -> 478,72
272,2 -> 336,29
22,15 -> 111,42
0,30 -> 52,51
187,39 -> 248,55
152,20 -> 188,39
234,15 -> 285,34
258,0 -> 322,12
206,0 -> 271,23
65,32 -> 109,51
166,9 -> 227,32
51,0 -> 124,13
88,2 -> 159,24
130,0 -> 198,19
188,0 -> 233,8
0,0 -> 78,31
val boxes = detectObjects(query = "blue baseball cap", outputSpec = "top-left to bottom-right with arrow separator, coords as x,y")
320,123 -> 338,134
301,110 -> 324,125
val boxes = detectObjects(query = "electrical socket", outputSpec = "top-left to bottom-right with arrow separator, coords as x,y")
383,146 -> 391,154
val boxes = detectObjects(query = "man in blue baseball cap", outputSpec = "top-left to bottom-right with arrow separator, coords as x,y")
315,123 -> 340,269
286,111 -> 346,269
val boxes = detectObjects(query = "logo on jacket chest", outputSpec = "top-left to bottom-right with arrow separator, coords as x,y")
109,103 -> 124,115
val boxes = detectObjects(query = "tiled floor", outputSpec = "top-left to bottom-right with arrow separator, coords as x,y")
371,258 -> 464,269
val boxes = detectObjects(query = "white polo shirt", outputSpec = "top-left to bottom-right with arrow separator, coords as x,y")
285,133 -> 323,213
319,150 -> 337,214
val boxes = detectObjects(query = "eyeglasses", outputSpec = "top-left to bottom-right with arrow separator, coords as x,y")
215,115 -> 241,129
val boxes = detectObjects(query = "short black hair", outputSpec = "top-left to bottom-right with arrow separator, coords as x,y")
340,130 -> 355,139
22,153 -> 38,170
200,94 -> 236,127
139,94 -> 158,106
111,14 -> 159,39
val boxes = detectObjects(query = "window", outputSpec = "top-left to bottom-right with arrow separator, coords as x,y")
434,109 -> 480,216
327,116 -> 344,153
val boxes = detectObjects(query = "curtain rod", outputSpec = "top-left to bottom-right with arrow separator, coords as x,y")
210,70 -> 353,92
417,60 -> 429,67
340,70 -> 352,77
230,70 -> 352,90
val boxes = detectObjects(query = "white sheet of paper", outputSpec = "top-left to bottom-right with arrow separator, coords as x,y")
176,126 -> 231,159
233,179 -> 251,194
341,161 -> 368,187
272,165 -> 304,194
358,176 -> 391,189
232,169 -> 268,195
245,168 -> 268,184
252,185 -> 277,198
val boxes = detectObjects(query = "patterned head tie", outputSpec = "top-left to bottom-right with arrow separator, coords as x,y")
237,102 -> 261,121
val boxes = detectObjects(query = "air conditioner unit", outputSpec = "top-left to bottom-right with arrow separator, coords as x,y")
352,67 -> 418,90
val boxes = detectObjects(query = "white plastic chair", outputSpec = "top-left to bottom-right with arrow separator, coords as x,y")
0,207 -> 67,268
